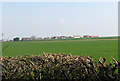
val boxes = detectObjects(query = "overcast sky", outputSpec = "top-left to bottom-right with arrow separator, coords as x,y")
2,2 -> 118,40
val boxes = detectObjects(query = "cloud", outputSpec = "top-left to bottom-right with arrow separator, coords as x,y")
60,18 -> 64,24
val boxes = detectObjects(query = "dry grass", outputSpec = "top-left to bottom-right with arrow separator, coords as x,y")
1,53 -> 119,81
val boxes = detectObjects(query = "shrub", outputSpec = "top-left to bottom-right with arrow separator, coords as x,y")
1,53 -> 119,81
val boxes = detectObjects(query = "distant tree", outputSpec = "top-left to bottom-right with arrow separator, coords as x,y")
13,37 -> 20,41
30,35 -> 36,40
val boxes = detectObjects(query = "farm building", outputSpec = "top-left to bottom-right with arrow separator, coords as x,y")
44,37 -> 51,39
52,36 -> 60,39
90,35 -> 99,37
60,36 -> 67,39
73,35 -> 81,38
83,35 -> 99,38
21,38 -> 31,41
36,37 -> 43,40
83,35 -> 90,38
67,36 -> 73,39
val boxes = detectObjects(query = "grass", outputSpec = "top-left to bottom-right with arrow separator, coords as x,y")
2,38 -> 118,62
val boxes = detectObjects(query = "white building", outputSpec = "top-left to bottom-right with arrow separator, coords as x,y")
73,35 -> 81,38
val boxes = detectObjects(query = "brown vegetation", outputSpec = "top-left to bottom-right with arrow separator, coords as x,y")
1,53 -> 119,81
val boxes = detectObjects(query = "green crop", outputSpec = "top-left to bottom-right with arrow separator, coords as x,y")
2,39 -> 118,62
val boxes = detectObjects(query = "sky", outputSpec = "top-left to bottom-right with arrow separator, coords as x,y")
2,0 -> 119,2
2,2 -> 118,40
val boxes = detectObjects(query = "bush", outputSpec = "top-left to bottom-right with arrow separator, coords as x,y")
1,53 -> 119,81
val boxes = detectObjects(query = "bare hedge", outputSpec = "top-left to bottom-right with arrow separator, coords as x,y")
1,53 -> 119,81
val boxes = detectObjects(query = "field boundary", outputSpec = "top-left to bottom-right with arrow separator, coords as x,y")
31,38 -> 119,42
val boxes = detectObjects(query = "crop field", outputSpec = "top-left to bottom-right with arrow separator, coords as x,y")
2,39 -> 118,61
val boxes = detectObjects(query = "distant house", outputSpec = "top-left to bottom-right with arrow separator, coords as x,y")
83,35 -> 99,38
44,37 -> 51,39
90,35 -> 99,37
68,36 -> 73,39
36,37 -> 43,40
21,38 -> 31,41
60,36 -> 66,39
13,37 -> 20,41
52,36 -> 59,39
83,35 -> 90,38
73,35 -> 81,38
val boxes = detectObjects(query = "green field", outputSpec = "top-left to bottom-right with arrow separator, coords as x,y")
2,39 -> 118,61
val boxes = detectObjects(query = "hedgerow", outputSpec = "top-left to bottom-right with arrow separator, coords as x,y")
1,53 -> 119,81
